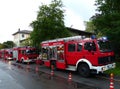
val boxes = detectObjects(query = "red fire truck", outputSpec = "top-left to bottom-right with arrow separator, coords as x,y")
13,46 -> 39,63
41,36 -> 115,77
0,50 -> 3,59
0,48 -> 13,60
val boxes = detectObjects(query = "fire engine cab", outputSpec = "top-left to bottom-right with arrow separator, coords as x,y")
13,46 -> 39,63
41,36 -> 115,77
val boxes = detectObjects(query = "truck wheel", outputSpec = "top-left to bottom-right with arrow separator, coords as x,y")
21,59 -> 25,64
78,64 -> 90,77
16,60 -> 19,63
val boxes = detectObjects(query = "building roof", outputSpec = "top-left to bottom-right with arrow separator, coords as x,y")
12,27 -> 93,36
12,29 -> 32,35
67,27 -> 93,36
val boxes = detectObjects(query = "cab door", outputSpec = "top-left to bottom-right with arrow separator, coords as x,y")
65,42 -> 83,65
83,41 -> 98,65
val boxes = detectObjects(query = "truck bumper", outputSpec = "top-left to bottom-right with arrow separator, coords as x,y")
23,59 -> 36,63
92,63 -> 116,74
7,57 -> 13,60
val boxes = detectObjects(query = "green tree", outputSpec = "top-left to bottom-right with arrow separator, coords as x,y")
84,20 -> 103,37
30,0 -> 71,48
0,43 -> 4,49
3,41 -> 15,48
20,37 -> 32,46
85,21 -> 95,33
91,0 -> 120,55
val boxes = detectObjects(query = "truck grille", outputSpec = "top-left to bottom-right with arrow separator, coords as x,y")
98,56 -> 115,65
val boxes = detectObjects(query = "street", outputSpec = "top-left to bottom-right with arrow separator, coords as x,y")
0,59 -> 120,89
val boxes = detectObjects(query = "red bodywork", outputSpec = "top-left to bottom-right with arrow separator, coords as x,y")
41,36 -> 115,71
0,49 -> 13,60
0,50 -> 2,58
13,46 -> 39,63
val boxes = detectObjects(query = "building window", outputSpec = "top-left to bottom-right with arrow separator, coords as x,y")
22,34 -> 24,38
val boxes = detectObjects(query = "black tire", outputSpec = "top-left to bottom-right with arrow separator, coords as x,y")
78,64 -> 90,77
21,59 -> 25,64
16,59 -> 19,63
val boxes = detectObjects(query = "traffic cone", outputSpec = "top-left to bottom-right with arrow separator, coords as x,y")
50,65 -> 54,76
68,73 -> 72,82
51,70 -> 54,76
51,65 -> 54,70
109,73 -> 114,89
35,65 -> 39,73
26,62 -> 30,69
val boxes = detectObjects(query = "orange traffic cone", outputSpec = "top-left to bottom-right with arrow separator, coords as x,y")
68,73 -> 72,82
51,65 -> 54,76
51,65 -> 54,70
109,73 -> 114,89
35,65 -> 39,73
26,62 -> 30,69
51,70 -> 54,76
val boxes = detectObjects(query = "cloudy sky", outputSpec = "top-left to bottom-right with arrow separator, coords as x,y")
0,0 -> 96,43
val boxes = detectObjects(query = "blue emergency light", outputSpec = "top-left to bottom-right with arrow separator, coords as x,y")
102,37 -> 107,40
91,35 -> 96,39
99,36 -> 108,41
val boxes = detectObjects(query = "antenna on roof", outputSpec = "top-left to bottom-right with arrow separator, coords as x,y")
70,25 -> 73,28
18,28 -> 20,32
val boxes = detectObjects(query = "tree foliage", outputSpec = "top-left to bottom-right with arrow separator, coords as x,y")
0,43 -> 4,49
91,0 -> 120,55
2,41 -> 15,48
85,21 -> 96,33
30,0 -> 71,48
85,20 -> 103,37
20,37 -> 32,46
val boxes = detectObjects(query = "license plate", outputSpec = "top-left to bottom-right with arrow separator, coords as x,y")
107,64 -> 113,69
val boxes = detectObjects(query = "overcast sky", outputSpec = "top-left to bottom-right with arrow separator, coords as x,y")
0,0 -> 96,43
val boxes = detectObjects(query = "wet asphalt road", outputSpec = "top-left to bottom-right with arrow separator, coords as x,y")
0,60 -> 97,89
0,59 -> 120,89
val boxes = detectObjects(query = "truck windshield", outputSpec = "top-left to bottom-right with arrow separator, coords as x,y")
8,51 -> 13,55
26,49 -> 38,54
98,40 -> 112,52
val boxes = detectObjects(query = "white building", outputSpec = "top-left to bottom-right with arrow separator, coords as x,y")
12,29 -> 32,47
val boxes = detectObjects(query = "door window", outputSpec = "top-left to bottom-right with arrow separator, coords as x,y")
68,44 -> 76,52
77,43 -> 82,51
84,42 -> 96,51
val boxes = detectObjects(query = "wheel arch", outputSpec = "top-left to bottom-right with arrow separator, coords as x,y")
21,57 -> 25,62
76,58 -> 92,70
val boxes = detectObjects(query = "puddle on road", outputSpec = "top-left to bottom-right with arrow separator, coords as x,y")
2,60 -> 99,89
